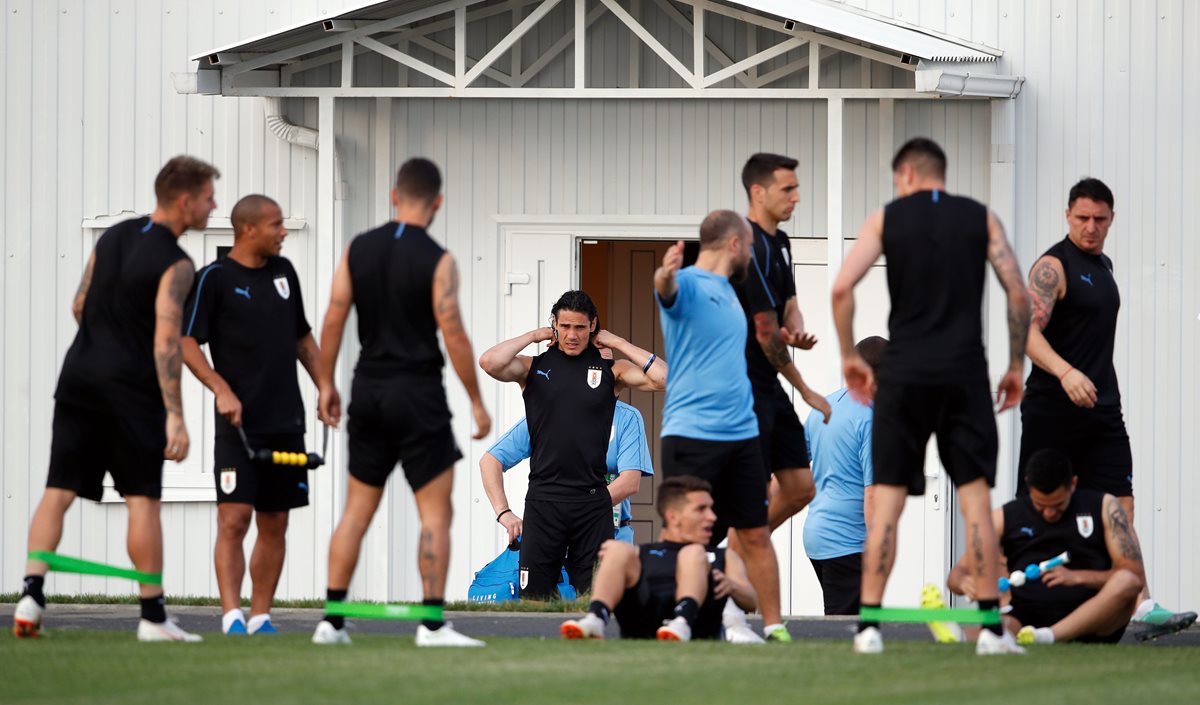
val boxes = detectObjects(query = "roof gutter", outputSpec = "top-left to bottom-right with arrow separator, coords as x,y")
915,61 -> 1024,98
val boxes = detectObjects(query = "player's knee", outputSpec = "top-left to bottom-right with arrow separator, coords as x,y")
218,508 -> 252,537
735,527 -> 772,551
256,512 -> 289,539
1110,568 -> 1143,598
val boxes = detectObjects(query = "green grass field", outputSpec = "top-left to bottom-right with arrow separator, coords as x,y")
4,632 -> 1198,705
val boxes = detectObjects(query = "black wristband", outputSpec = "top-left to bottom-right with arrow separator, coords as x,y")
496,508 -> 514,523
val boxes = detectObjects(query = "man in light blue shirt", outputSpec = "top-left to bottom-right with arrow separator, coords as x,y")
480,401 -> 654,545
802,336 -> 887,615
654,209 -> 788,641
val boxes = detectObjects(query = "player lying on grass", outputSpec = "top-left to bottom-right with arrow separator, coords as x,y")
560,476 -> 757,641
948,449 -> 1144,644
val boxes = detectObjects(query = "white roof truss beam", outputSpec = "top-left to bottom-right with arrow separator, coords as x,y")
410,35 -> 514,86
653,0 -> 752,88
702,35 -> 804,87
464,0 -> 562,87
356,34 -> 456,86
516,2 -> 606,87
599,0 -> 697,87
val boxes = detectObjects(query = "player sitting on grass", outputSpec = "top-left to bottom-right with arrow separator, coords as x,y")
560,476 -> 757,641
948,449 -> 1144,644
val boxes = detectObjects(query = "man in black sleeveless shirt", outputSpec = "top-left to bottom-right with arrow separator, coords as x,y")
312,159 -> 491,648
560,476 -> 757,641
833,138 -> 1032,655
735,153 -> 831,533
480,290 -> 665,599
948,450 -> 1145,644
1022,178 -> 1195,635
183,194 -> 324,636
14,157 -> 217,642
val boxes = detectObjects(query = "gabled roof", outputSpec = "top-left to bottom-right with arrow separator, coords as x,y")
192,0 -> 999,67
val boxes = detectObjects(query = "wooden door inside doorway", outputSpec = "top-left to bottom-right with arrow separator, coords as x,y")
580,239 -> 676,544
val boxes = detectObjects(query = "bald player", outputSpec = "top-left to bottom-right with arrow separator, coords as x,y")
183,194 -> 325,636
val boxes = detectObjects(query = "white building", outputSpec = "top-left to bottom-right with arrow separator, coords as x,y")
1,0 -> 1195,615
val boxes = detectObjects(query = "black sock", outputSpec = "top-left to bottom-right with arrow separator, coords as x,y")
325,589 -> 347,630
673,597 -> 700,628
588,600 -> 611,624
421,598 -> 445,631
859,602 -> 881,634
979,599 -> 1002,635
21,575 -> 46,608
140,594 -> 167,624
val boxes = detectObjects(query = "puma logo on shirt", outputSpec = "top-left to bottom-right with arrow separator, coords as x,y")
535,369 -> 551,381
1080,273 -> 1094,286
234,286 -> 252,300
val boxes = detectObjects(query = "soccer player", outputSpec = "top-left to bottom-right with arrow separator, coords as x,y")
1020,178 -> 1196,637
13,156 -> 217,642
802,336 -> 887,616
480,399 -> 653,547
948,449 -> 1145,645
311,158 -> 491,647
182,194 -> 324,636
560,476 -> 757,641
737,153 -> 831,531
479,292 -> 664,598
832,138 -> 1031,655
654,210 -> 788,642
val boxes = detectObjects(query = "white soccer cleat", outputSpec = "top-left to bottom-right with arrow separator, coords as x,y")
853,626 -> 884,654
311,620 -> 352,645
137,618 -> 203,642
722,601 -> 764,644
416,622 -> 485,648
656,615 -> 692,642
13,595 -> 44,638
560,613 -> 606,640
976,629 -> 1026,655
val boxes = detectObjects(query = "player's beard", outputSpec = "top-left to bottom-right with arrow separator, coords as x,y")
730,260 -> 750,284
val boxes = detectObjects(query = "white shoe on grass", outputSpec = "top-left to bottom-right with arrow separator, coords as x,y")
561,613 -> 606,640
312,620 -> 352,645
137,618 -> 202,642
722,601 -> 764,644
416,622 -> 485,647
656,615 -> 692,642
853,626 -> 883,654
13,595 -> 43,638
976,629 -> 1025,655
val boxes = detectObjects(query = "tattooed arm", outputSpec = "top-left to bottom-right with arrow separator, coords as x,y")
1026,255 -> 1098,408
753,311 -> 831,422
1100,493 -> 1146,584
155,259 -> 195,462
986,212 -> 1032,412
72,252 -> 97,324
433,252 -> 491,440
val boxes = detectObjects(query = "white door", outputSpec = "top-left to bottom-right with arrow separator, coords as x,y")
783,238 -> 952,615
498,231 -> 576,523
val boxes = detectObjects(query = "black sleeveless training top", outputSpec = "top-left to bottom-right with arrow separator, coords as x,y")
523,345 -> 616,501
347,222 -> 446,378
1024,237 -> 1121,410
880,190 -> 989,384
639,541 -> 728,640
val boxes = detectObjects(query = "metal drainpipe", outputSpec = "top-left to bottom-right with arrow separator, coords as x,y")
263,97 -> 345,200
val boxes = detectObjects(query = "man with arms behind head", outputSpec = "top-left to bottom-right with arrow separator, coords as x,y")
14,156 -> 217,642
312,158 -> 491,647
182,194 -> 325,636
1020,178 -> 1195,636
949,449 -> 1144,645
560,476 -> 757,641
654,210 -> 787,642
833,138 -> 1032,655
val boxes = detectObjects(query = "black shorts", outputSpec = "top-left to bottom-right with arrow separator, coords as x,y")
519,496 -> 612,599
214,433 -> 309,512
872,374 -> 997,495
1018,403 -> 1133,497
753,388 -> 810,477
660,436 -> 767,543
810,553 -> 862,616
614,550 -> 722,640
1008,600 -> 1126,644
346,374 -> 462,490
46,401 -> 164,501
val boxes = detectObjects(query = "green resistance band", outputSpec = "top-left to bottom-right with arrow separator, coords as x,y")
860,606 -> 1001,625
324,601 -> 444,622
27,551 -> 163,585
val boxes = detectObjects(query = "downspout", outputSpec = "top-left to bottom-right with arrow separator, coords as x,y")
263,97 -> 346,201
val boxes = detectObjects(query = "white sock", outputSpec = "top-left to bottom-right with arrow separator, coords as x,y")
762,623 -> 783,635
247,613 -> 271,634
1034,627 -> 1055,644
1133,598 -> 1155,621
222,608 -> 246,634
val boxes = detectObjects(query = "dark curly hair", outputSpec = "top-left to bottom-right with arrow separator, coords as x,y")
550,290 -> 600,343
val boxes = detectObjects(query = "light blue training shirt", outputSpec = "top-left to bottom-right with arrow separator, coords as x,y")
486,400 -> 654,540
802,388 -> 875,560
656,266 -> 758,441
